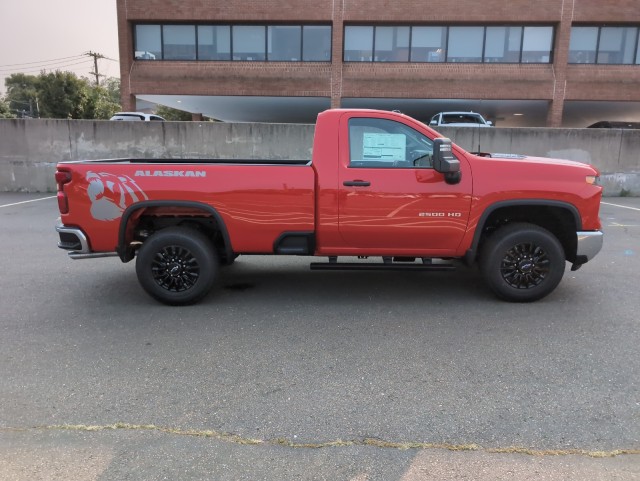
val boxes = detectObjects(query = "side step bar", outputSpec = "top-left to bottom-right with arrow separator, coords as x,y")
310,262 -> 455,271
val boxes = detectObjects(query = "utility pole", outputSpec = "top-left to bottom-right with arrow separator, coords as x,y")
86,51 -> 106,86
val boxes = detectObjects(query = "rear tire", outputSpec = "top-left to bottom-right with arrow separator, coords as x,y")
136,227 -> 218,305
479,223 -> 565,302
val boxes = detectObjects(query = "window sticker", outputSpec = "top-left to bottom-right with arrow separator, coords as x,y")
362,133 -> 406,161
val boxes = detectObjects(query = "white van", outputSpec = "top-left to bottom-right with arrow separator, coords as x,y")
110,112 -> 165,121
430,112 -> 493,127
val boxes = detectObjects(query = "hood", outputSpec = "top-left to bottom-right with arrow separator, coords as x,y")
474,152 -> 595,169
444,123 -> 492,128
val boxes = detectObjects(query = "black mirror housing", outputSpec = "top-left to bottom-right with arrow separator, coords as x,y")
433,138 -> 460,173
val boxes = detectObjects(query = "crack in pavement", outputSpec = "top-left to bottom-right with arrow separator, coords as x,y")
2,423 -> 639,458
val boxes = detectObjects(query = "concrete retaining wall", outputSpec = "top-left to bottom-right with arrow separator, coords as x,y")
0,119 -> 316,193
1,119 -> 638,195
438,126 -> 640,196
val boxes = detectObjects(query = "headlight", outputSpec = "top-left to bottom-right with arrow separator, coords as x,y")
586,175 -> 599,185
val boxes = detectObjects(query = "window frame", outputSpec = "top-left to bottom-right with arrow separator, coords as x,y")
342,24 -> 555,64
569,25 -> 640,65
197,25 -> 231,61
302,25 -> 332,62
162,25 -> 197,61
348,117 -> 435,170
133,23 -> 332,62
134,24 -> 163,60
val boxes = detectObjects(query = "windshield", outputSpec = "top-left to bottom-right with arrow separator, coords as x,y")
442,114 -> 484,125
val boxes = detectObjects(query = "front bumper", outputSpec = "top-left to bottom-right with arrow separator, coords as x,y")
573,230 -> 604,268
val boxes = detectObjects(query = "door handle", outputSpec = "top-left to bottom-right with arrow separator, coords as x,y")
343,180 -> 371,187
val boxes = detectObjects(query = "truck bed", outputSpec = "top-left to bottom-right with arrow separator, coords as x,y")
56,160 -> 316,253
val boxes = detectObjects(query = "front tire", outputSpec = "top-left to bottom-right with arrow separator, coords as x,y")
479,223 -> 565,302
136,227 -> 218,305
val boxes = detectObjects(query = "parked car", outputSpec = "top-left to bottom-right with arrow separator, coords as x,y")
110,112 -> 165,121
430,111 -> 493,127
587,121 -> 640,129
134,51 -> 157,60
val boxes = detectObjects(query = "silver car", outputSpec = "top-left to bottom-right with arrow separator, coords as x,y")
430,111 -> 493,127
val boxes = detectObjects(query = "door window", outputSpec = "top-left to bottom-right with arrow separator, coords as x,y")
348,118 -> 434,168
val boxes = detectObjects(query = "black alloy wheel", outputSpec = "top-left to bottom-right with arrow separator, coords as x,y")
499,241 -> 551,289
151,245 -> 201,292
480,223 -> 565,302
136,227 -> 218,305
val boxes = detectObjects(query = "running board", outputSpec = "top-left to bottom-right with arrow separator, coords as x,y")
309,262 -> 455,271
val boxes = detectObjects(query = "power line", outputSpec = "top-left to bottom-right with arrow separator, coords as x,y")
0,60 -> 93,74
0,54 -> 86,68
0,53 -> 118,78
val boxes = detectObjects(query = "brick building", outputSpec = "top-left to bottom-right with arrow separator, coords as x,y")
117,0 -> 640,126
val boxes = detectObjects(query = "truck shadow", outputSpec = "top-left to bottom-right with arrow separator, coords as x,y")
214,257 -> 487,305
76,255 -> 581,316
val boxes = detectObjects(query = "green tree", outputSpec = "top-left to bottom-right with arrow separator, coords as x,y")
36,71 -> 91,119
85,77 -> 121,119
5,73 -> 39,117
0,97 -> 16,118
155,104 -> 193,121
5,71 -> 120,119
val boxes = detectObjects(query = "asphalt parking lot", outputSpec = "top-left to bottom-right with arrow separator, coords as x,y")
0,193 -> 638,480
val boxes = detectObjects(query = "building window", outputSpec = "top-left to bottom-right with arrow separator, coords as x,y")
448,27 -> 484,62
198,26 -> 231,60
484,27 -> 522,63
374,26 -> 410,62
163,25 -> 196,60
410,27 -> 446,62
598,27 -> 637,64
232,26 -> 266,61
344,26 -> 374,61
303,26 -> 331,61
569,27 -> 598,63
134,23 -> 331,62
569,26 -> 640,64
135,25 -> 161,60
268,26 -> 302,61
345,25 -> 554,64
521,27 -> 553,63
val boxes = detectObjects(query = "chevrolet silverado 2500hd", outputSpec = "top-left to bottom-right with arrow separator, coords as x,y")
55,109 -> 603,305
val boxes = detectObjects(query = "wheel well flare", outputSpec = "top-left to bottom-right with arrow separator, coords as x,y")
117,201 -> 233,264
477,204 -> 579,263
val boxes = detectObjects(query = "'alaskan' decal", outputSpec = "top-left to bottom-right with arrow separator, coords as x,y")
134,170 -> 207,177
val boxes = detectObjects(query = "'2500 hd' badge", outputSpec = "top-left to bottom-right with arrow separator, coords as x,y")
418,212 -> 462,217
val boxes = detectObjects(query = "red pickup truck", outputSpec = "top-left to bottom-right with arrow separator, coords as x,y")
55,109 -> 603,305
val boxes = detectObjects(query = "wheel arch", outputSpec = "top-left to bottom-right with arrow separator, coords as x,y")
117,200 -> 233,263
465,200 -> 582,265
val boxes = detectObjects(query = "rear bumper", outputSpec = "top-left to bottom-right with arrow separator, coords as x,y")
56,222 -> 118,259
56,223 -> 90,253
575,230 -> 604,264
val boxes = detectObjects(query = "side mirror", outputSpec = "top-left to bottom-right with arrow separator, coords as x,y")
487,120 -> 493,126
433,138 -> 461,185
429,120 -> 437,126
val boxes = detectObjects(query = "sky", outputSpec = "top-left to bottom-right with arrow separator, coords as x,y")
0,0 -> 120,94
